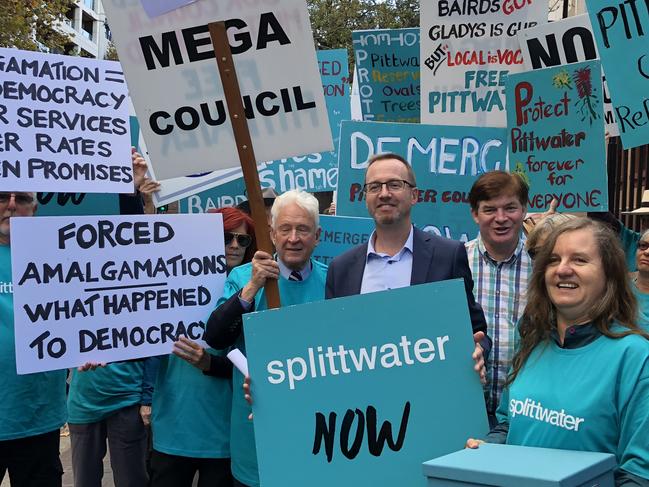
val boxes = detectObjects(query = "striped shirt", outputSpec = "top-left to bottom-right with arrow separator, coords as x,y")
465,235 -> 532,415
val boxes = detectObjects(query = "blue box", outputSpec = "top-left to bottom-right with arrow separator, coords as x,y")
423,444 -> 616,487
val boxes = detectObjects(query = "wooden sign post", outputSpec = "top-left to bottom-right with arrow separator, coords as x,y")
208,21 -> 281,309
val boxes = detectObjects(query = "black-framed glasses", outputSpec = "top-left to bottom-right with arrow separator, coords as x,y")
638,241 -> 649,252
0,192 -> 34,207
363,179 -> 415,194
224,232 -> 252,248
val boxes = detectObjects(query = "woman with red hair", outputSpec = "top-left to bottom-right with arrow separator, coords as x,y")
149,207 -> 255,487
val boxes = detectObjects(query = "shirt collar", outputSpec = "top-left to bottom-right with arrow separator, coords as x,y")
366,225 -> 414,259
477,233 -> 527,265
277,257 -> 312,281
549,322 -> 602,349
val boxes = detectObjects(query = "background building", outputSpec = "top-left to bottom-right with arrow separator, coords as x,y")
59,0 -> 110,59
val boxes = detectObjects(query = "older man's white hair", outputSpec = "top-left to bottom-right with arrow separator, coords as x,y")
270,189 -> 320,229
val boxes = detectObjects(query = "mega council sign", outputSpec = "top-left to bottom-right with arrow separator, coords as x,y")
10,214 -> 227,374
102,0 -> 332,180
245,280 -> 489,486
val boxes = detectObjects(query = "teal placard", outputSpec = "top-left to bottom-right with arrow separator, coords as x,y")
586,0 -> 649,149
313,215 -> 375,265
177,178 -> 247,213
352,28 -> 420,123
245,280 -> 489,487
505,60 -> 607,212
336,120 -> 508,242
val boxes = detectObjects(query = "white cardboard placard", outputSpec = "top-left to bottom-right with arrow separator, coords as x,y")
0,48 -> 133,193
103,0 -> 332,180
11,214 -> 226,374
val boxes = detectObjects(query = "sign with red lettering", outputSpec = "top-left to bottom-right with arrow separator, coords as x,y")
505,60 -> 608,211
420,0 -> 548,127
102,0 -> 332,180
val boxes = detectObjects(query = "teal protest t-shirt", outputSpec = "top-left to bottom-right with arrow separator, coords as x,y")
0,244 -> 67,441
498,331 -> 649,479
632,283 -> 649,331
67,361 -> 145,424
217,259 -> 328,487
152,351 -> 232,458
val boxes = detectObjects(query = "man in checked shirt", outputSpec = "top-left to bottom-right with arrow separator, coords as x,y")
465,171 -> 532,428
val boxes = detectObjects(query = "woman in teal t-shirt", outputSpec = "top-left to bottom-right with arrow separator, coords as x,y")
149,207 -> 256,487
468,218 -> 649,485
631,229 -> 649,330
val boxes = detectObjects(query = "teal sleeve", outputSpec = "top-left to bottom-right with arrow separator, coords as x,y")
617,354 -> 649,480
620,224 -> 640,272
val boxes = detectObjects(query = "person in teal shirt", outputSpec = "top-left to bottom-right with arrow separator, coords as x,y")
468,218 -> 649,486
632,229 -> 649,330
203,190 -> 328,487
149,207 -> 257,487
0,192 -> 67,486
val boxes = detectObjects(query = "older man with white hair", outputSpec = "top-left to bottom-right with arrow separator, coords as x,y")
0,192 -> 67,487
203,189 -> 327,487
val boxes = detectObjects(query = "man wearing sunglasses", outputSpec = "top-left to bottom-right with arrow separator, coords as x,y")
324,153 -> 490,381
0,192 -> 67,487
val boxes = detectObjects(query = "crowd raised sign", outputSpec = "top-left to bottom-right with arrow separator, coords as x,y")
0,48 -> 132,193
352,28 -> 420,123
336,121 -> 508,242
245,280 -> 489,487
420,0 -> 547,127
11,214 -> 227,374
505,60 -> 607,212
586,0 -> 649,149
518,14 -> 619,136
102,0 -> 332,180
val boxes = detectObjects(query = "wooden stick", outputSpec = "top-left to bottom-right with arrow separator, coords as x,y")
208,21 -> 281,309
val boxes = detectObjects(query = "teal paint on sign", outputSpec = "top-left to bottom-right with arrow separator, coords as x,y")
244,280 -> 489,487
586,0 -> 649,149
505,60 -> 608,212
177,178 -> 247,213
313,215 -> 375,265
35,193 -> 120,216
352,28 -> 420,123
336,120 -> 508,242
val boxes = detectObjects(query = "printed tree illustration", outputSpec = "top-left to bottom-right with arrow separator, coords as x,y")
573,66 -> 599,125
552,70 -> 572,89
513,162 -> 531,188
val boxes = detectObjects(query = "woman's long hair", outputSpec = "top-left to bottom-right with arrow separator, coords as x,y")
508,218 -> 646,385
208,207 -> 256,265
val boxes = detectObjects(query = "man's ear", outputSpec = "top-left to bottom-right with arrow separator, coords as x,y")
314,226 -> 321,245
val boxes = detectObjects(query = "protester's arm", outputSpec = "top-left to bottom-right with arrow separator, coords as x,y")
616,357 -> 649,483
202,355 -> 234,379
325,261 -> 336,299
452,242 -> 491,355
140,356 -> 161,406
615,471 -> 649,486
203,293 -> 249,349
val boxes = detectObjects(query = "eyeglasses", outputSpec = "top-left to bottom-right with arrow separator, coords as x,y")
363,179 -> 415,194
0,193 -> 35,207
638,241 -> 649,252
224,232 -> 252,248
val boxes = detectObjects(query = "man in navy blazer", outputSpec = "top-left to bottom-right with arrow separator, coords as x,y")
325,153 -> 490,376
